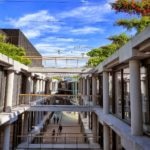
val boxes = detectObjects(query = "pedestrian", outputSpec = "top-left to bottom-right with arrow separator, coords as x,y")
52,129 -> 55,136
52,129 -> 55,143
56,116 -> 59,124
58,124 -> 62,135
53,116 -> 56,124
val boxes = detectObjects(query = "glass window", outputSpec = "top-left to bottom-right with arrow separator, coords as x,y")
0,68 -> 7,112
99,74 -> 103,107
109,72 -> 113,113
123,68 -> 130,121
115,70 -> 122,118
113,67 -> 131,122
142,64 -> 150,135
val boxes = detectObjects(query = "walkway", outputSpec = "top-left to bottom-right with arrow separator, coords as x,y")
16,112 -> 101,149
43,112 -> 85,144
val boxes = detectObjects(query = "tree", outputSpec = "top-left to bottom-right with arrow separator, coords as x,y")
111,0 -> 150,16
87,33 -> 130,67
0,34 -> 31,65
112,0 -> 150,33
116,16 -> 150,33
87,0 -> 150,67
108,33 -> 130,48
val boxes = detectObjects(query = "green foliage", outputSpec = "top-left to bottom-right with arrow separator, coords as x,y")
52,76 -> 62,81
111,0 -> 150,16
0,34 -> 7,42
116,16 -> 150,33
87,0 -> 150,67
108,33 -> 130,47
0,34 -> 31,65
87,33 -> 130,67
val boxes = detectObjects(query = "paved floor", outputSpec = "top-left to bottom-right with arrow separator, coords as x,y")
43,112 -> 85,144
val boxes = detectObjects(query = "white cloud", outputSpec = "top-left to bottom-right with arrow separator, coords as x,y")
8,10 -> 61,39
35,41 -> 91,57
9,10 -> 57,27
59,3 -> 111,23
41,37 -> 75,43
70,26 -> 104,35
23,30 -> 41,39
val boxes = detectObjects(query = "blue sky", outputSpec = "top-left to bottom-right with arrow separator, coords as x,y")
0,0 -> 135,67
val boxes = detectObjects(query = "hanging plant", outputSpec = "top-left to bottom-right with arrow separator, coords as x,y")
111,0 -> 150,16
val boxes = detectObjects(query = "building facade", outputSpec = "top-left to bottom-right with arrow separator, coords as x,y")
79,26 -> 150,150
0,29 -> 43,67
0,26 -> 150,150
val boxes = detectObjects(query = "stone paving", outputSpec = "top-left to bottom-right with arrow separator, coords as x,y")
43,112 -> 85,144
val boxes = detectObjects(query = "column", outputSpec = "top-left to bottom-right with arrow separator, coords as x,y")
30,78 -> 33,93
80,78 -> 83,94
23,112 -> 29,135
92,76 -> 97,105
82,78 -> 86,96
103,71 -> 109,114
43,80 -> 45,93
129,60 -> 143,135
36,79 -> 40,94
92,113 -> 97,142
25,76 -> 31,104
87,112 -> 90,129
5,70 -> 14,112
39,80 -> 42,94
103,124 -> 110,150
78,79 -> 81,94
3,125 -> 11,150
87,77 -> 90,102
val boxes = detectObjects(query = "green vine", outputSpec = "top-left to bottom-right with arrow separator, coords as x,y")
0,34 -> 31,65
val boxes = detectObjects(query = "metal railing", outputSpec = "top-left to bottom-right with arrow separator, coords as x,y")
18,94 -> 101,107
16,133 -> 101,149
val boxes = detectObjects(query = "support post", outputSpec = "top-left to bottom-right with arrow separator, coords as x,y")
103,124 -> 110,150
5,70 -> 14,112
129,60 -> 143,135
103,71 -> 109,114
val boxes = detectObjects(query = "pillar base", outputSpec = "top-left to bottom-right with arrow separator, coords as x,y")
5,106 -> 12,113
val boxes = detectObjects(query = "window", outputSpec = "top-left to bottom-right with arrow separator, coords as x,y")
0,67 -> 7,112
98,74 -> 103,107
112,67 -> 131,122
142,63 -> 150,136
12,73 -> 22,106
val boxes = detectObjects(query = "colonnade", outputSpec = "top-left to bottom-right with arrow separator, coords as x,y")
79,59 -> 143,150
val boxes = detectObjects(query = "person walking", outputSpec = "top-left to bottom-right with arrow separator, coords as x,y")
53,116 -> 56,124
52,129 -> 55,143
56,116 -> 59,124
58,124 -> 62,135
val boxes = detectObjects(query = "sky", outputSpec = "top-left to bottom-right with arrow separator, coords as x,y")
0,0 -> 135,67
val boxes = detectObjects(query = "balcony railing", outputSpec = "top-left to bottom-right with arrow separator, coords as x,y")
17,94 -> 102,107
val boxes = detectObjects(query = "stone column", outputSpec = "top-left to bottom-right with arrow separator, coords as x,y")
87,77 -> 90,102
30,78 -> 33,93
39,80 -> 42,94
82,78 -> 86,96
92,113 -> 97,142
5,70 -> 14,112
25,76 -> 31,104
23,112 -> 29,135
87,112 -> 90,129
3,71 -> 15,150
129,60 -> 143,135
103,71 -> 109,114
36,79 -> 39,94
3,125 -> 11,150
80,78 -> 83,94
43,80 -> 45,93
103,124 -> 110,150
92,76 -> 97,105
